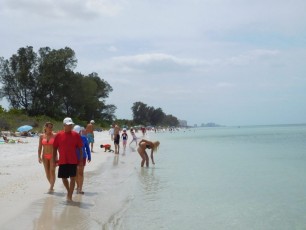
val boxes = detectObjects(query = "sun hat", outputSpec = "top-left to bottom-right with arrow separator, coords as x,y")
90,120 -> 95,124
73,125 -> 81,133
63,117 -> 74,125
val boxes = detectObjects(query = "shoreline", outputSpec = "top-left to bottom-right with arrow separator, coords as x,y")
0,130 -> 129,227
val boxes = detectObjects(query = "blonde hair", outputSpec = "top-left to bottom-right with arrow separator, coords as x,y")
152,141 -> 160,152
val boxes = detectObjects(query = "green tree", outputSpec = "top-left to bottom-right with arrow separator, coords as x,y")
0,46 -> 38,114
0,46 -> 116,121
149,107 -> 165,126
162,114 -> 179,126
131,101 -> 149,124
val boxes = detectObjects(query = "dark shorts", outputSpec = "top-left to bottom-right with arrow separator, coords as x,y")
114,134 -> 120,144
58,164 -> 77,178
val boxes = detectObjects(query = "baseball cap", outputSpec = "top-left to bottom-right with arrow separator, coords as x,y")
63,117 -> 74,125
90,120 -> 95,124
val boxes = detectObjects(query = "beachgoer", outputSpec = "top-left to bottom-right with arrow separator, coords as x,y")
86,120 -> 95,152
109,124 -> 114,141
137,139 -> 160,167
121,128 -> 128,152
113,124 -> 120,154
53,117 -> 83,201
100,144 -> 114,152
38,122 -> 56,192
129,129 -> 138,146
141,127 -> 146,136
73,125 -> 91,195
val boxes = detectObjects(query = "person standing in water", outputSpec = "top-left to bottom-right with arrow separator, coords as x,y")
113,124 -> 120,154
53,117 -> 83,202
137,139 -> 160,167
38,122 -> 56,192
121,128 -> 128,152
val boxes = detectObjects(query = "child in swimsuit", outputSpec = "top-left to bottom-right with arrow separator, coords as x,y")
121,129 -> 128,151
100,144 -> 114,152
38,122 -> 56,192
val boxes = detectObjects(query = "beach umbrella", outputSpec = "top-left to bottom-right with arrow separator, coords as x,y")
17,125 -> 33,132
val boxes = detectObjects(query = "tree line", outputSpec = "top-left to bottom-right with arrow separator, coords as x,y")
131,102 -> 179,127
0,46 -> 115,122
0,46 -> 179,127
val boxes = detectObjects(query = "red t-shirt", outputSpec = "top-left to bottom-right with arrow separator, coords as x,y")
53,131 -> 83,165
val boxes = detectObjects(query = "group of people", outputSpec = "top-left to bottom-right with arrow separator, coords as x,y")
109,124 -> 160,167
37,118 -> 93,201
38,118 -> 160,201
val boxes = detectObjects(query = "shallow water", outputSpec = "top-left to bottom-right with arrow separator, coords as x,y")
115,125 -> 306,230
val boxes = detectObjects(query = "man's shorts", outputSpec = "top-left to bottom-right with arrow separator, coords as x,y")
87,133 -> 94,143
58,164 -> 77,178
114,134 -> 120,144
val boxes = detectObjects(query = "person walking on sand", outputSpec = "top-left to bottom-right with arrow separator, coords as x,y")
86,120 -> 95,152
53,117 -> 83,202
38,122 -> 56,192
109,124 -> 115,141
73,125 -> 91,195
113,124 -> 120,154
137,139 -> 160,167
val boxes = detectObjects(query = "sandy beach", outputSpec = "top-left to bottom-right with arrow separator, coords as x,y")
0,130 -> 140,229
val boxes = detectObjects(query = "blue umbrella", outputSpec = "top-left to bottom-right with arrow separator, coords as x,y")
17,125 -> 33,132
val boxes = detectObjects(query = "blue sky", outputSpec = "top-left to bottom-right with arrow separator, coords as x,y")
0,0 -> 305,126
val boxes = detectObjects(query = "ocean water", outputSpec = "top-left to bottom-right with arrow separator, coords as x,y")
101,125 -> 306,230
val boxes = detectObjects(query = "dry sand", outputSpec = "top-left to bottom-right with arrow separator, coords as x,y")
0,130 -> 140,229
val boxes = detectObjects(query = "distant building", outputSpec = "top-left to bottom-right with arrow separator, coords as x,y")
201,122 -> 220,127
179,120 -> 188,127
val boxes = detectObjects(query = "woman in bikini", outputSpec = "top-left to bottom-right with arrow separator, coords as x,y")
38,122 -> 56,192
137,139 -> 160,167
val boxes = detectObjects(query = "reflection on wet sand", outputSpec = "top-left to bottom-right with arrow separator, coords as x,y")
33,196 -> 58,230
31,194 -> 95,230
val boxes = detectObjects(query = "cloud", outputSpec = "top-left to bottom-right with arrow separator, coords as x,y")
0,0 -> 123,19
227,49 -> 280,66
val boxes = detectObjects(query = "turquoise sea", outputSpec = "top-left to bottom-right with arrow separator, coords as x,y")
99,124 -> 306,230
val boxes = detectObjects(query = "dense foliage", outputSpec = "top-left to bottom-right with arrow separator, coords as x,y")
0,46 -> 115,122
131,101 -> 179,127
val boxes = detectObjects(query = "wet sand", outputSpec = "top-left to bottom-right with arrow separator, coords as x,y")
0,130 -> 141,229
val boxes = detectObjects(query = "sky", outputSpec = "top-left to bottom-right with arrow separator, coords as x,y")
0,0 -> 306,126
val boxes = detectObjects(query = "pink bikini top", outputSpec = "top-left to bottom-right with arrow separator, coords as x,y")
42,136 -> 55,146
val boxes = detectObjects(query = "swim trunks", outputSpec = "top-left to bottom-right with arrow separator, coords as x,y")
114,134 -> 120,145
87,133 -> 94,143
58,164 -> 77,178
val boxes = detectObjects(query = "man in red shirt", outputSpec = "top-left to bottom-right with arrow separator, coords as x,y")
53,117 -> 83,201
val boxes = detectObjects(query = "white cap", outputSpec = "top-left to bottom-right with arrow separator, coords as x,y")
73,125 -> 81,133
90,120 -> 95,124
63,117 -> 74,125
